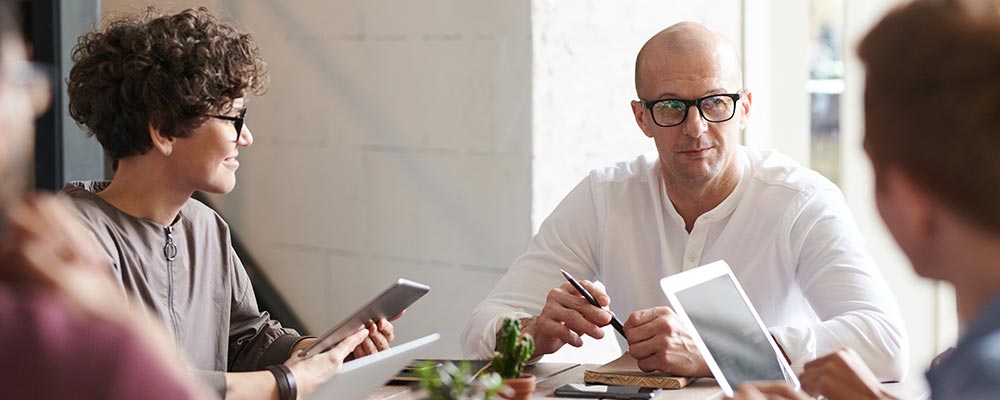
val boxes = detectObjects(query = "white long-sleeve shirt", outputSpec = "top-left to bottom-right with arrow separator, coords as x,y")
462,147 -> 909,380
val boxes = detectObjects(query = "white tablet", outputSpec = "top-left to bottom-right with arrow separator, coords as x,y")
659,261 -> 798,397
301,278 -> 430,358
307,333 -> 440,399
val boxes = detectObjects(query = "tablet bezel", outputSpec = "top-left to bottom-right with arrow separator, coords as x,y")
658,260 -> 799,396
300,278 -> 430,358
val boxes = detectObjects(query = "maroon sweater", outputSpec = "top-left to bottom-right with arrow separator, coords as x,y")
0,285 -> 202,399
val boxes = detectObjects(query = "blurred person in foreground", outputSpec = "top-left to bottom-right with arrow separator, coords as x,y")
0,4 -> 211,399
732,0 -> 1000,399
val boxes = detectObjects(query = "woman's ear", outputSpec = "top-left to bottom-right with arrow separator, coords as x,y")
148,122 -> 174,157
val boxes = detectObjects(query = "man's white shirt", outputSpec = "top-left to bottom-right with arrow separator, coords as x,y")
461,147 -> 908,380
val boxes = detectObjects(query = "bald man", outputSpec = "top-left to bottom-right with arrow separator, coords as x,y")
461,22 -> 908,380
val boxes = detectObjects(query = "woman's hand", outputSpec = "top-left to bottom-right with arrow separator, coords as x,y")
352,317 -> 397,359
285,329 -> 369,398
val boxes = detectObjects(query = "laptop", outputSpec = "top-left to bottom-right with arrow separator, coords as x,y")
659,261 -> 799,397
307,333 -> 440,399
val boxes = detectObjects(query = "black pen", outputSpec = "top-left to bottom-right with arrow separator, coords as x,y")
559,269 -> 627,340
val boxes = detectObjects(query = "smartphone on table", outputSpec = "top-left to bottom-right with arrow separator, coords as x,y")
553,384 -> 661,399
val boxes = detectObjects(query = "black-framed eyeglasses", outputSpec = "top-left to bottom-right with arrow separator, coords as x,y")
641,92 -> 742,128
207,107 -> 247,142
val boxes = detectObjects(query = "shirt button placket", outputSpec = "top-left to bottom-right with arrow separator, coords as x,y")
684,225 -> 707,270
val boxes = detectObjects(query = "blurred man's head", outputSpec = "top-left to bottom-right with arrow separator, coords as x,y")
0,6 -> 50,206
630,22 -> 751,190
859,0 -> 1000,281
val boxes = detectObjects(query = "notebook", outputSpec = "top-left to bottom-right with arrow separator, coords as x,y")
583,352 -> 692,389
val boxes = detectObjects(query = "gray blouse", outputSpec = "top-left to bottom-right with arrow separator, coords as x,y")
63,181 -> 304,397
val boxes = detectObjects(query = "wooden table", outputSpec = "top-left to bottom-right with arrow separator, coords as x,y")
372,363 -> 724,400
369,363 -> 928,400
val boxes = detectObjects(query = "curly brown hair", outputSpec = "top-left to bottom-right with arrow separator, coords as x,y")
67,7 -> 268,161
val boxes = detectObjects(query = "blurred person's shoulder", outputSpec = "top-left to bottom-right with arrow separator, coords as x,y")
928,296 -> 1000,399
932,330 -> 1000,399
0,284 -> 200,399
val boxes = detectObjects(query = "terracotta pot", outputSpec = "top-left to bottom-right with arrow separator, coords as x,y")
500,373 -> 536,400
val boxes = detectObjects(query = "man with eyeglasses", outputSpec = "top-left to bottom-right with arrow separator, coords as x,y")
462,22 -> 908,382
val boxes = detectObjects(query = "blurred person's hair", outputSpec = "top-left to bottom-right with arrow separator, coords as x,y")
67,7 -> 268,162
859,0 -> 1000,233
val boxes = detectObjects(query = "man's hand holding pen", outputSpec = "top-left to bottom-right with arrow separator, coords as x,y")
520,279 -> 614,359
518,269 -> 712,377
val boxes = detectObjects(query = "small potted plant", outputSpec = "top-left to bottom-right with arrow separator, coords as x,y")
416,360 -> 504,400
492,318 -> 536,400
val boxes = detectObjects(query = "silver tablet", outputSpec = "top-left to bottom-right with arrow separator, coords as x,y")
300,278 -> 430,358
307,333 -> 440,399
659,261 -> 799,397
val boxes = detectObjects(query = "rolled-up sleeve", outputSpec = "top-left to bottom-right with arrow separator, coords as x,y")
227,251 -> 305,372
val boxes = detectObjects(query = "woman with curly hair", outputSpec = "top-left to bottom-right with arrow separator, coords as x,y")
62,8 -> 394,400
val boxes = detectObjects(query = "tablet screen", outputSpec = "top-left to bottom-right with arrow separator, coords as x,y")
674,274 -> 786,389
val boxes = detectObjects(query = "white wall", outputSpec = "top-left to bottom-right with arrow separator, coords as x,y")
742,0 -> 810,162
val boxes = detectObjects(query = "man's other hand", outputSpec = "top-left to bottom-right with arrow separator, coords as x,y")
623,306 -> 711,377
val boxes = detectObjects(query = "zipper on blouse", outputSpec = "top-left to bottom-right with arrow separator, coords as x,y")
163,226 -> 181,341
